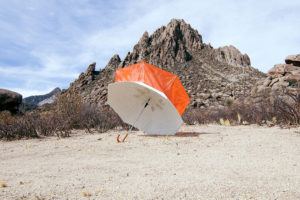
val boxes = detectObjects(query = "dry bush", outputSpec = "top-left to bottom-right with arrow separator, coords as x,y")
55,92 -> 130,133
95,106 -> 131,132
33,112 -> 56,136
56,91 -> 82,127
74,104 -> 130,133
0,112 -> 38,140
33,112 -> 71,137
182,108 -> 207,125
273,91 -> 300,125
183,89 -> 299,126
1,91 -> 131,140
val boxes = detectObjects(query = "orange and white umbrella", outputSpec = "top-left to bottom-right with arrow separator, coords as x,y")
107,61 -> 190,135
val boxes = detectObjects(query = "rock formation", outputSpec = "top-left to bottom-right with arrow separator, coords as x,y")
213,45 -> 251,67
63,19 -> 265,109
0,89 -> 22,113
251,54 -> 300,96
285,54 -> 300,66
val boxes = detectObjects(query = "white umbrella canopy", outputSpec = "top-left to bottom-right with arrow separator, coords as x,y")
107,81 -> 183,135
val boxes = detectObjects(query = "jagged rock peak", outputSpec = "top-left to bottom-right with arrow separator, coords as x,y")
105,54 -> 121,70
166,18 -> 203,46
119,18 -> 203,68
51,87 -> 61,93
85,62 -> 96,75
213,45 -> 251,67
138,31 -> 150,46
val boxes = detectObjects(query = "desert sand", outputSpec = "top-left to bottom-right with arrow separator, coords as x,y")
1,124 -> 300,200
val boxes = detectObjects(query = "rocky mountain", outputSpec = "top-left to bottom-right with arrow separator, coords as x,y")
23,87 -> 61,106
251,54 -> 300,99
63,19 -> 265,109
0,89 -> 22,113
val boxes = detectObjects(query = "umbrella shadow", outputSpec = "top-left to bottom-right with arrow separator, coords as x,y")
141,132 -> 220,137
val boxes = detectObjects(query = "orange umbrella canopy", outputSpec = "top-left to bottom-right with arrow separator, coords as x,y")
115,61 -> 190,115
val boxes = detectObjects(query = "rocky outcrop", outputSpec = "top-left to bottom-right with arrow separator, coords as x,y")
0,89 -> 22,113
285,54 -> 300,66
65,62 -> 114,107
84,62 -> 96,75
63,19 -> 265,109
105,54 -> 121,70
213,45 -> 251,67
251,54 -> 300,98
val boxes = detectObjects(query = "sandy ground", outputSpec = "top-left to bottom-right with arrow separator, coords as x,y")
0,124 -> 300,200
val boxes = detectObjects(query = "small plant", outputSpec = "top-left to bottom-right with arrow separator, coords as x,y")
237,113 -> 241,124
224,119 -> 231,126
286,79 -> 297,87
219,118 -> 225,125
225,98 -> 233,107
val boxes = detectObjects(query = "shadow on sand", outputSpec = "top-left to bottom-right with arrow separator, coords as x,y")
141,132 -> 220,137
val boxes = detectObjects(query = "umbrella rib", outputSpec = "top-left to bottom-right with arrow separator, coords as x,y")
128,98 -> 150,134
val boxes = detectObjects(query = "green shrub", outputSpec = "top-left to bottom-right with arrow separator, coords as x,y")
286,79 -> 297,87
225,98 -> 233,107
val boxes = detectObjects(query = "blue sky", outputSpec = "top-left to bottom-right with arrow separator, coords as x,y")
0,0 -> 299,97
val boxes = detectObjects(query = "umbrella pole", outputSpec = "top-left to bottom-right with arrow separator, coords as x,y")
118,98 -> 150,143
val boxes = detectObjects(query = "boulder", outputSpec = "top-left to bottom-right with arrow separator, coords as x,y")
0,89 -> 22,113
285,54 -> 300,67
268,64 -> 297,77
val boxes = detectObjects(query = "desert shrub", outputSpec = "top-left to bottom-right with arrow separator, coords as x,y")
0,112 -> 38,140
33,112 -> 56,136
55,92 -> 130,133
31,111 -> 71,137
183,104 -> 268,125
97,106 -> 131,131
56,91 -> 82,127
225,98 -> 233,107
273,91 -> 300,125
182,108 -> 209,125
286,79 -> 297,87
183,89 -> 300,126
1,90 -> 133,140
76,104 -> 130,132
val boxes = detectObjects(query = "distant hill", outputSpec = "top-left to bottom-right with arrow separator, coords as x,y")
63,19 -> 265,109
23,87 -> 61,107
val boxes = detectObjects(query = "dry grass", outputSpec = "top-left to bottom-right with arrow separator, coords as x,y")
81,191 -> 91,198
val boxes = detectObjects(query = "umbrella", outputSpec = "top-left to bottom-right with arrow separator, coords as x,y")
107,61 -> 190,138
